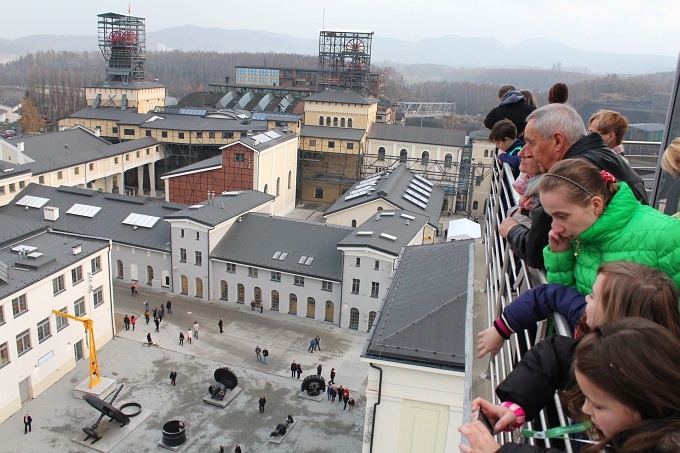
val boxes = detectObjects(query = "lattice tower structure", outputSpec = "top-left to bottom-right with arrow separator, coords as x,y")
317,30 -> 373,96
98,12 -> 146,83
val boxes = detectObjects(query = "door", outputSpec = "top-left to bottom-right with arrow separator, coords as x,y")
324,301 -> 334,322
306,297 -> 315,318
19,377 -> 31,404
74,340 -> 84,362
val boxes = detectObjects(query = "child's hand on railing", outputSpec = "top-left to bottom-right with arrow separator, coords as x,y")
471,398 -> 521,432
477,327 -> 504,358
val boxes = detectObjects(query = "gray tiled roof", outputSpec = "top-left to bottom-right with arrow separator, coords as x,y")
17,126 -> 111,160
362,241 -> 470,370
86,80 -> 167,89
305,90 -> 376,105
0,184 -> 184,252
469,129 -> 490,141
324,165 -> 444,228
231,128 -> 297,152
164,191 -> 275,227
368,123 -> 466,147
300,125 -> 365,141
211,213 -> 353,281
0,213 -> 45,247
338,210 -> 429,257
69,106 -> 153,123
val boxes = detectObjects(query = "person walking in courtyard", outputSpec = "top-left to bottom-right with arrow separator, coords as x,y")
146,332 -> 153,347
336,386 -> 344,404
166,300 -> 172,314
158,309 -> 164,323
144,310 -> 150,324
290,360 -> 297,378
218,318 -> 224,333
327,384 -> 333,400
329,368 -> 336,384
154,318 -> 160,332
343,390 -> 350,410
307,338 -> 315,353
160,303 -> 165,318
23,413 -> 32,434
317,364 -> 322,376
255,345 -> 262,362
179,331 -> 184,346
219,446 -> 224,453
132,282 -> 139,296
258,395 -> 266,413
234,445 -> 242,453
152,307 -> 157,321
187,328 -> 192,344
296,363 -> 302,379
348,397 -> 355,411
262,347 -> 269,364
331,387 -> 337,402
251,300 -> 255,311
124,315 -> 130,331
130,315 -> 136,331
314,335 -> 321,351
169,370 -> 177,386
144,299 -> 149,312
193,321 -> 199,339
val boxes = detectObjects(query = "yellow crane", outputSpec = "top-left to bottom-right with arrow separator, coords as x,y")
52,310 -> 101,388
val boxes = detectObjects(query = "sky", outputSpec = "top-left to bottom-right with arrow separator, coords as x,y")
3,0 -> 679,57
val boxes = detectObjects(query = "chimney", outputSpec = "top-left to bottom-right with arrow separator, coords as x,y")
72,245 -> 82,255
17,142 -> 24,154
43,206 -> 60,221
95,127 -> 101,137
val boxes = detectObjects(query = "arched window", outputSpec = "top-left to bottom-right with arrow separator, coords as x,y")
180,275 -> 188,295
306,297 -> 316,318
421,151 -> 429,166
288,293 -> 297,315
263,184 -> 268,194
237,284 -> 245,303
220,280 -> 228,300
326,117 -> 331,126
484,149 -> 489,157
349,308 -> 360,330
368,311 -> 377,331
318,115 -> 324,126
271,290 -> 279,311
116,260 -> 123,279
340,118 -> 345,127
399,149 -> 408,163
333,117 -> 338,127
445,153 -> 453,169
473,201 -> 479,210
276,177 -> 280,196
377,147 -> 385,161
351,219 -> 357,228
195,278 -> 203,298
324,301 -> 334,322
347,118 -> 353,128
288,170 -> 292,189
146,265 -> 154,285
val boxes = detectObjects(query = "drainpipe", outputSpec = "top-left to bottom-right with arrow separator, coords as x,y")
338,251 -> 345,328
369,362 -> 383,453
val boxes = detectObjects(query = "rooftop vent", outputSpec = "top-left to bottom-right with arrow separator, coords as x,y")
72,245 -> 82,255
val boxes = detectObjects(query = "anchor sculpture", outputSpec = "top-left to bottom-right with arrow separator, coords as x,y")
82,384 -> 141,443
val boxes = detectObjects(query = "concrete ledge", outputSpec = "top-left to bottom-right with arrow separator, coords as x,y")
73,377 -> 117,400
158,436 -> 189,451
268,420 -> 297,444
202,386 -> 242,408
297,390 -> 325,402
72,406 -> 153,452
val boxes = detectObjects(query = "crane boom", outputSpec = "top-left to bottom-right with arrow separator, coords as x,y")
52,310 -> 101,388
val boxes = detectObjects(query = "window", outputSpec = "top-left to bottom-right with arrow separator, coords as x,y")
112,126 -> 118,134
12,294 -> 28,318
355,257 -> 361,267
264,184 -> 268,194
328,141 -> 335,149
368,311 -> 377,331
196,131 -> 203,139
114,157 -> 119,164
289,293 -> 297,314
146,265 -> 154,284
309,139 -> 316,146
146,130 -> 151,137
484,149 -> 489,158
220,280 -> 228,300
38,175 -> 45,184
180,228 -> 185,238
347,142 -> 354,150
248,267 -> 258,278
74,297 -> 86,317
237,284 -> 245,303
445,153 -> 453,169
322,281 -> 333,292
8,183 -> 16,193
307,297 -> 316,318
57,171 -> 63,180
254,287 -> 262,304
0,186 -> 4,195
271,271 -> 281,282
400,149 -> 408,163
326,117 -> 331,126
16,329 -> 31,356
178,132 -> 185,139
349,308 -> 359,330
93,286 -> 104,307
235,153 -> 245,162
180,248 -> 187,262
71,265 -> 83,285
271,290 -> 279,311
318,116 -> 324,126
0,305 -> 4,325
53,275 -> 65,295
347,118 -> 353,128
333,117 -> 338,127
223,132 -> 234,139
195,251 -> 202,266
37,318 -> 51,343
294,276 -> 305,287
288,170 -> 292,189
56,307 -> 68,331
276,177 -> 280,196
473,201 -> 479,210
421,151 -> 430,166
196,231 -> 200,240
116,260 -> 123,279
226,263 -> 236,273
374,260 -> 380,270
341,118 -> 345,127
371,282 -> 380,298
0,342 -> 8,368
125,154 -> 130,161
19,180 -> 25,189
89,163 -> 95,171
162,131 -> 168,138
351,219 -> 357,228
378,147 -> 385,160
352,278 -> 360,294
314,187 -> 323,199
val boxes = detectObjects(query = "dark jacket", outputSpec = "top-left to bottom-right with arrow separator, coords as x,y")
484,95 -> 536,136
498,139 -> 524,177
506,133 -> 648,269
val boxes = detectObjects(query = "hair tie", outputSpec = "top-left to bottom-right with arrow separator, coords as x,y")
600,170 -> 616,183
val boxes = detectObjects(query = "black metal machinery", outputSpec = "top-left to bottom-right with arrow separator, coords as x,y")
82,384 -> 141,443
208,367 -> 239,401
301,374 -> 326,396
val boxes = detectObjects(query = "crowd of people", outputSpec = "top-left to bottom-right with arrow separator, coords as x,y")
462,84 -> 680,453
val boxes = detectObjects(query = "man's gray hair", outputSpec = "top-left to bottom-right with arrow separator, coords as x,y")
526,103 -> 586,144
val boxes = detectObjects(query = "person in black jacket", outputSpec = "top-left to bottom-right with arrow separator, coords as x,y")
484,85 -> 537,138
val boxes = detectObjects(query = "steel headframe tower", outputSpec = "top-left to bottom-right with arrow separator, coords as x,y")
316,30 -> 373,96
97,12 -> 146,84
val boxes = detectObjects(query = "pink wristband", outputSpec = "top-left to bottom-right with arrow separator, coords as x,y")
502,401 -> 526,428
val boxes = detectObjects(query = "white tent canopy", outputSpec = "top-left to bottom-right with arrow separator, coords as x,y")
446,218 -> 481,241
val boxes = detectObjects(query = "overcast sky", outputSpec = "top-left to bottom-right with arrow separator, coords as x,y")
4,0 -> 679,57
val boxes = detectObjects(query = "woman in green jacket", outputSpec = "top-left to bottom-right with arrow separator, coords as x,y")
539,159 -> 680,299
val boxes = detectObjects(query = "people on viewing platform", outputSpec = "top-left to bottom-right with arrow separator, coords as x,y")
660,137 -> 680,217
588,109 -> 629,159
519,89 -> 538,108
484,85 -> 537,137
490,119 -> 523,178
548,82 -> 569,104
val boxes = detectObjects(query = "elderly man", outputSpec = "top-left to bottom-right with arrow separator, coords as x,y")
499,103 -> 647,269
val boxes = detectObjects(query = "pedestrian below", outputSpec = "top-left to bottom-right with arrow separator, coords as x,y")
290,361 -> 297,378
160,303 -> 165,317
166,300 -> 172,314
187,328 -> 192,344
124,315 -> 130,331
255,345 -> 262,362
146,332 -> 153,347
130,284 -> 135,296
133,282 -> 139,296
218,318 -> 224,333
331,387 -> 337,402
307,339 -> 315,353
179,331 -> 184,346
337,386 -> 344,403
218,446 -> 224,453
130,315 -> 136,331
327,384 -> 333,400
260,303 -> 263,314
343,390 -> 350,410
193,321 -> 199,339
296,363 -> 302,379
144,299 -> 149,312
258,395 -> 266,413
154,318 -> 160,332
234,445 -> 242,453
169,370 -> 177,386
153,307 -> 158,321
329,368 -> 336,384
317,364 -> 322,376
23,413 -> 32,434
262,347 -> 269,365
348,398 -> 355,411
158,309 -> 164,323
144,310 -> 150,324
250,300 -> 255,311
314,335 -> 321,351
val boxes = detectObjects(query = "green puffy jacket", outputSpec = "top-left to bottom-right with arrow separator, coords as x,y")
544,182 -> 680,302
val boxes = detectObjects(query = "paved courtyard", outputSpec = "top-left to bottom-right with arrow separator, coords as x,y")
0,282 -> 370,453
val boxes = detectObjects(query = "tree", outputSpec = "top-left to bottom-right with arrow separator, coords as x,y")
19,95 -> 45,134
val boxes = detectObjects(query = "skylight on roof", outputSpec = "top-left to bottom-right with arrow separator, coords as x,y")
401,213 -> 416,220
122,213 -> 160,229
298,255 -> 307,264
16,195 -> 50,209
189,204 -> 204,209
222,191 -> 243,196
264,131 -> 281,139
403,193 -> 428,209
356,231 -> 373,236
414,174 -> 434,187
12,245 -> 37,253
380,233 -> 397,241
67,203 -> 102,218
272,251 -> 282,260
380,212 -> 395,216
278,252 -> 288,261
305,257 -> 314,265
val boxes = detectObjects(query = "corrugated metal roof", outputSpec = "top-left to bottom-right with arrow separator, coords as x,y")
368,123 -> 467,147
